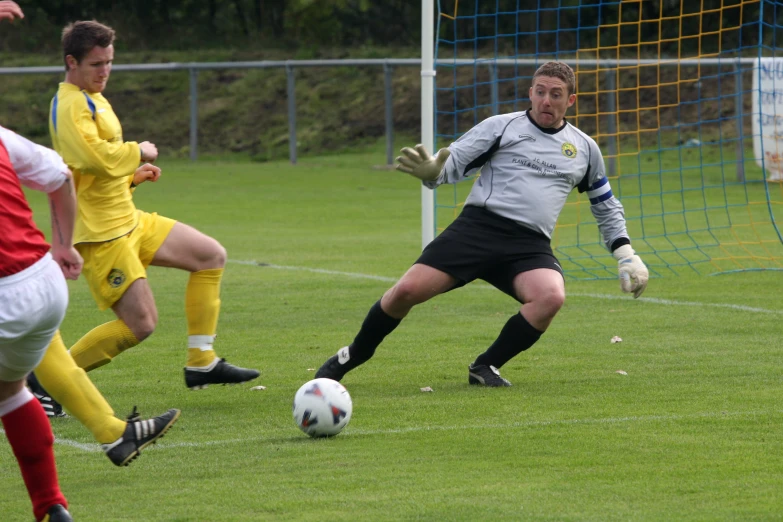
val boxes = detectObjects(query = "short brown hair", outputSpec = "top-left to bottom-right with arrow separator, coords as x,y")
61,21 -> 115,70
532,61 -> 576,95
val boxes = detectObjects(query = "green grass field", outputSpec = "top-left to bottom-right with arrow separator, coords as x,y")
2,147 -> 782,521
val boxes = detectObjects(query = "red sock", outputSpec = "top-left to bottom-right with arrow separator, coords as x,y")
1,395 -> 68,521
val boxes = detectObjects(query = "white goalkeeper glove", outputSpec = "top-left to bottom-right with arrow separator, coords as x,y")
612,244 -> 649,298
395,144 -> 451,182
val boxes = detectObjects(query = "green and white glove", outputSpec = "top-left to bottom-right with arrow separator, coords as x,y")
612,244 -> 649,298
395,144 -> 451,182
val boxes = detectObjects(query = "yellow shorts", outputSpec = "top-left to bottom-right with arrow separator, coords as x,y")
77,211 -> 177,310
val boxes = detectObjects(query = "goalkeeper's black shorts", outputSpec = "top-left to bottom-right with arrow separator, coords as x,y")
415,205 -> 564,302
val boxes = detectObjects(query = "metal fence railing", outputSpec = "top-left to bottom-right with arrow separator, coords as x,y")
0,59 -> 422,164
0,57 -> 756,178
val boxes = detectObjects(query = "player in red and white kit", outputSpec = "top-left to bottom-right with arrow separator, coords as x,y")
2,5 -> 75,520
0,122 -> 78,521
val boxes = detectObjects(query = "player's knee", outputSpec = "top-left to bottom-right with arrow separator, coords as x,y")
133,325 -> 155,342
388,279 -> 425,307
0,379 -> 26,402
540,287 -> 565,317
201,239 -> 226,269
212,241 -> 227,268
129,313 -> 157,342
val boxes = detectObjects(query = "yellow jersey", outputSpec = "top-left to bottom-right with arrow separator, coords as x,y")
49,82 -> 141,243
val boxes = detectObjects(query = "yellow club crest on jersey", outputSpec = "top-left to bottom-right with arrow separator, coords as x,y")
561,142 -> 577,159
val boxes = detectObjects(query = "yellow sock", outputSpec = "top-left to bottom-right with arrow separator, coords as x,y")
35,331 -> 126,444
187,347 -> 217,368
70,320 -> 139,372
185,268 -> 223,368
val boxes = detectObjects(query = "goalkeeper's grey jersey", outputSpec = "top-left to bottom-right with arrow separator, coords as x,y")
425,109 -> 628,251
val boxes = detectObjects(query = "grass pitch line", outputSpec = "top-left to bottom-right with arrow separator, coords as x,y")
107,408 -> 783,450
229,259 -> 783,316
347,409 -> 780,435
6,410 -> 778,454
53,436 -> 102,452
572,292 -> 783,315
0,429 -> 101,452
230,259 -> 396,282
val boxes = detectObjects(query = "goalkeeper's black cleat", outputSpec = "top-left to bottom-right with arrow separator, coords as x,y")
314,354 -> 349,382
40,504 -> 73,522
27,372 -> 68,419
102,407 -> 181,467
184,358 -> 260,390
468,364 -> 512,387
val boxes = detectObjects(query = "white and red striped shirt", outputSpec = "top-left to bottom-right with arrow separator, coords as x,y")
0,126 -> 70,277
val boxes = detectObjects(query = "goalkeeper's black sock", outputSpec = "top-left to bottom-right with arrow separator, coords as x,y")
343,300 -> 402,369
472,312 -> 543,369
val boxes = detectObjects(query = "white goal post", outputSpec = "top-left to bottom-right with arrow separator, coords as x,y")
420,0 -> 435,249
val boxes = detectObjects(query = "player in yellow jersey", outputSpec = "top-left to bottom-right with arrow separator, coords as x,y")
3,1 -> 179,479
46,20 -> 259,391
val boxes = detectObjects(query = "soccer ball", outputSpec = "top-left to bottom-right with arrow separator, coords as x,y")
292,378 -> 352,437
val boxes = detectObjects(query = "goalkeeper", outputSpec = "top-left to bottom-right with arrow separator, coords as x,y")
316,61 -> 649,387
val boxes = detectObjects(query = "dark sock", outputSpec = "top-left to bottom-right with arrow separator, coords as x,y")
340,300 -> 402,370
472,312 -> 543,369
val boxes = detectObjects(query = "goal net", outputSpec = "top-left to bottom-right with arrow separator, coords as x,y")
425,0 -> 783,278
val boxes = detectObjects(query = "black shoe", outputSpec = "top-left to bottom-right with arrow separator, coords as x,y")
468,364 -> 512,387
27,372 -> 67,418
184,358 -> 260,390
314,352 -> 349,382
102,407 -> 181,467
40,504 -> 72,522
